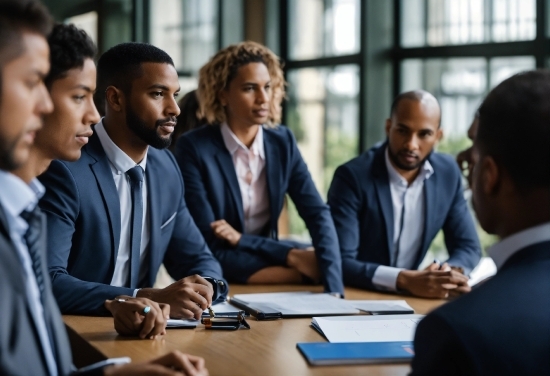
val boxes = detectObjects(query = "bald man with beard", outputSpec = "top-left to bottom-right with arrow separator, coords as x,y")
328,90 -> 481,298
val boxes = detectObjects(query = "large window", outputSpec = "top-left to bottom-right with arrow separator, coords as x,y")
282,0 -> 362,237
149,0 -> 220,96
281,0 -> 549,252
396,0 -> 547,258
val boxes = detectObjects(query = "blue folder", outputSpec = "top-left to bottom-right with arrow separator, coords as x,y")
297,341 -> 414,366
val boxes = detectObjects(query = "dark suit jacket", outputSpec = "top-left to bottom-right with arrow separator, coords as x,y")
411,241 -> 550,375
39,131 -> 227,315
175,125 -> 344,294
0,204 -> 73,376
327,142 -> 481,290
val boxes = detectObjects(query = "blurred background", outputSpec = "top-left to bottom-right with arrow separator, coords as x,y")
43,0 -> 548,261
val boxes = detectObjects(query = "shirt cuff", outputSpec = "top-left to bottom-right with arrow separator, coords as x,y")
132,289 -> 139,298
372,265 -> 405,291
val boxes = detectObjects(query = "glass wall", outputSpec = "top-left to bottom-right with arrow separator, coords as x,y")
401,0 -> 536,47
149,0 -> 219,98
284,0 -> 362,238
288,0 -> 360,60
397,0 -> 544,259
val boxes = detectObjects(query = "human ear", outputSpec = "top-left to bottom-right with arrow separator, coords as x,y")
218,90 -> 228,107
105,86 -> 125,112
480,156 -> 500,196
436,128 -> 443,142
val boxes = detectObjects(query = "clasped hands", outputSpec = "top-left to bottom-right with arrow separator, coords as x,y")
396,262 -> 471,299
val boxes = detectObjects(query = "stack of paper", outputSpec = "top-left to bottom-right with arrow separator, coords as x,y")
311,314 -> 425,343
468,257 -> 497,286
348,300 -> 414,315
231,292 -> 360,317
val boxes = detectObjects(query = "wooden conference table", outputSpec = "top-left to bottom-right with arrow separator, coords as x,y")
64,285 -> 446,376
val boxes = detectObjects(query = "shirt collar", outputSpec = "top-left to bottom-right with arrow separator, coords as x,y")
220,123 -> 265,159
0,171 -> 44,219
487,222 -> 550,270
95,119 -> 148,174
384,146 -> 433,187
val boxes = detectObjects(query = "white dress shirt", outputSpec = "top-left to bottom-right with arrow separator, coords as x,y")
488,222 -> 550,270
0,171 -> 58,376
220,123 -> 270,235
95,120 -> 150,291
372,147 -> 434,290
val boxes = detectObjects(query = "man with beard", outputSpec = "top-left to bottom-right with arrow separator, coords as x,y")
39,42 -> 228,318
411,71 -> 550,375
327,90 -> 480,298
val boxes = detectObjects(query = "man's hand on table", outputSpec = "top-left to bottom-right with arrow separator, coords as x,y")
396,268 -> 471,299
137,275 -> 213,319
103,351 -> 209,376
104,296 -> 169,339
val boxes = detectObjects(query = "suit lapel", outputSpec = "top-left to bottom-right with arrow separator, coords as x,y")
372,145 -> 394,264
263,131 -> 280,234
86,133 -> 121,263
145,152 -> 162,287
213,128 -> 245,228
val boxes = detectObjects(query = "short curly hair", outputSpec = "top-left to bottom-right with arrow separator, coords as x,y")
45,23 -> 96,88
197,41 -> 286,127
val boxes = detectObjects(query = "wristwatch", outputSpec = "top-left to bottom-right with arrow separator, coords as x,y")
203,276 -> 227,302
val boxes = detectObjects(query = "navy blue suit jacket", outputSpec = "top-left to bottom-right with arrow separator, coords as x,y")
327,143 -> 481,290
412,241 -> 550,375
39,131 -> 227,315
175,125 -> 344,294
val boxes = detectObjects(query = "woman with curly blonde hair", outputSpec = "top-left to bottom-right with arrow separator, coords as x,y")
174,42 -> 344,294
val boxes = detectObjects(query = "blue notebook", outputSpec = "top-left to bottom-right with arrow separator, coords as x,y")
297,341 -> 414,366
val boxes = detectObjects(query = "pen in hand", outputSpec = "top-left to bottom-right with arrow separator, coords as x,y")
208,306 -> 216,318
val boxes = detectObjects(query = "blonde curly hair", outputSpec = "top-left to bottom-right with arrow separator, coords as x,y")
197,41 -> 286,127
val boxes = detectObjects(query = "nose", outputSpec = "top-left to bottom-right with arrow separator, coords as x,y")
256,87 -> 269,104
37,82 -> 53,115
404,134 -> 419,151
85,97 -> 101,125
165,94 -> 181,118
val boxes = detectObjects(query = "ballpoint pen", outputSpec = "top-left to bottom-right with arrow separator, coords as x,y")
208,306 -> 216,318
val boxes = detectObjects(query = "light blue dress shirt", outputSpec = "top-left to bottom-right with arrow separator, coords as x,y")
371,148 -> 434,291
0,171 -> 58,376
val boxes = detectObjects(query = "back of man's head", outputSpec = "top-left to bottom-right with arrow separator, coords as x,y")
477,70 -> 550,191
45,23 -> 96,88
95,42 -> 174,114
0,0 -> 52,90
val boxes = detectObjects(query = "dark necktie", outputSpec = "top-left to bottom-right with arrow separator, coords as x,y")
20,207 -> 58,367
20,207 -> 47,303
393,199 -> 406,267
127,165 -> 144,288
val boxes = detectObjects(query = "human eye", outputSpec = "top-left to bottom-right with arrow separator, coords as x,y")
73,95 -> 86,103
151,91 -> 163,99
26,78 -> 41,89
419,131 -> 432,138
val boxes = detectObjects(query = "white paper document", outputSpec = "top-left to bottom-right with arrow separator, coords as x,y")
312,314 -> 425,343
231,292 -> 360,316
348,300 -> 414,314
468,257 -> 497,286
